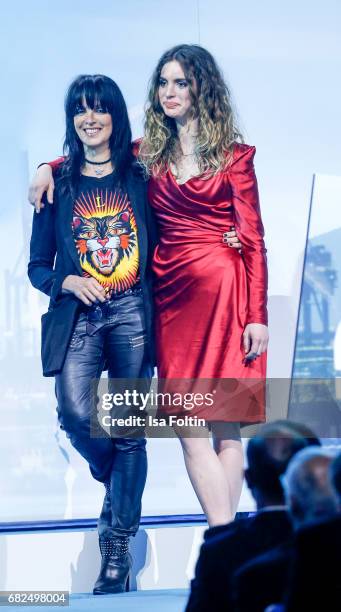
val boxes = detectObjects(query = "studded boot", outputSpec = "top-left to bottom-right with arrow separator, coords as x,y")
93,536 -> 132,595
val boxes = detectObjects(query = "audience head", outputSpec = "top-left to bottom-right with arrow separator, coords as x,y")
279,421 -> 321,447
330,451 -> 341,508
245,420 -> 320,508
282,447 -> 338,528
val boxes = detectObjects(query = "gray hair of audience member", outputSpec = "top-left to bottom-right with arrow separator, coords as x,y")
281,447 -> 338,528
330,451 -> 341,506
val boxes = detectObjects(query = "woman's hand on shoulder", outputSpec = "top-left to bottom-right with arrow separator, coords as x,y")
62,276 -> 107,306
28,164 -> 54,213
243,323 -> 269,361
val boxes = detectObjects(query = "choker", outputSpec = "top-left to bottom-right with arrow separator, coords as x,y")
84,157 -> 112,176
85,157 -> 111,165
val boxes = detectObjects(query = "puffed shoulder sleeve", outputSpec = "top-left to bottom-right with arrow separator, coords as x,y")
132,138 -> 142,158
228,144 -> 268,326
37,157 -> 65,172
47,157 -> 65,172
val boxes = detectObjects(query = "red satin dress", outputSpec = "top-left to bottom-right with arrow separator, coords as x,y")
148,143 -> 268,423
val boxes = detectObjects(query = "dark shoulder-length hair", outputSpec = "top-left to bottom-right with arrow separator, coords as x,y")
58,74 -> 133,194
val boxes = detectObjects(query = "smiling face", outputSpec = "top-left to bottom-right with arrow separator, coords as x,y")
158,60 -> 196,124
73,97 -> 113,152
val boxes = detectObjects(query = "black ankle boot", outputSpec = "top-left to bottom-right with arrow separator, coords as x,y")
93,536 -> 132,595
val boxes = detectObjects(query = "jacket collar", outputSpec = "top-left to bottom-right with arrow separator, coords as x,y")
125,169 -> 148,279
56,186 -> 83,274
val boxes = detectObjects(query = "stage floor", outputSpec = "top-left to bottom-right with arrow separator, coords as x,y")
7,589 -> 189,612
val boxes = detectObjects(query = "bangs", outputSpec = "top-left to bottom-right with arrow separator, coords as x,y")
67,75 -> 114,115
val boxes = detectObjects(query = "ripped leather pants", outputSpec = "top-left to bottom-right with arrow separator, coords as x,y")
55,293 -> 152,537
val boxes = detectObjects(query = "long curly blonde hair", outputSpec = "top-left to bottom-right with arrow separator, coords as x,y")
138,44 -> 243,177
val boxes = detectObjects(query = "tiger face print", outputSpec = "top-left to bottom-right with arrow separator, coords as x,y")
72,211 -> 136,276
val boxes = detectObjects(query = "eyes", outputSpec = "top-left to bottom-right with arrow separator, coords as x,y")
77,228 -> 125,239
74,104 -> 107,116
109,227 -> 125,235
158,78 -> 189,89
78,230 -> 96,239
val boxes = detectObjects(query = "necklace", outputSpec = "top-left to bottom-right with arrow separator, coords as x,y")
84,157 -> 111,176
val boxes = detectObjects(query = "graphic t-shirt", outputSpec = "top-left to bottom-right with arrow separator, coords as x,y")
72,173 -> 140,295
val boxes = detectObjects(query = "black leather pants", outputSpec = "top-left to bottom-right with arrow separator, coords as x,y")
55,293 -> 151,537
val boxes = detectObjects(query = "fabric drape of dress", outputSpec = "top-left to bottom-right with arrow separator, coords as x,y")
148,143 -> 267,423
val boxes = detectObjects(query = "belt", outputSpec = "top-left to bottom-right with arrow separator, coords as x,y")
109,286 -> 142,300
87,286 -> 142,322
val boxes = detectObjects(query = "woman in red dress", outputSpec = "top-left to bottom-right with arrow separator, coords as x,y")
29,45 -> 268,525
138,45 -> 268,523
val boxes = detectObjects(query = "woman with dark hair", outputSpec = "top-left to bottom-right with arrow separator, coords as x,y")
30,45 -> 267,527
28,74 -> 156,594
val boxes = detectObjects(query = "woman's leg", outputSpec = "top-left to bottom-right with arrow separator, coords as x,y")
175,423 -> 243,525
55,313 -> 114,483
104,294 -> 151,538
212,422 -> 244,518
93,294 -> 151,595
175,426 -> 233,525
